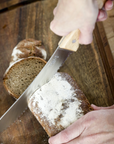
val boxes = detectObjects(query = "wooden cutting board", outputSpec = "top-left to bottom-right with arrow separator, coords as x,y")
0,0 -> 42,10
0,0 -> 114,143
103,6 -> 114,57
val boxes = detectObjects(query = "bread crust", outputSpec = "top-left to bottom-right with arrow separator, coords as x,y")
10,39 -> 47,66
28,72 -> 93,137
3,57 -> 46,99
3,39 -> 47,99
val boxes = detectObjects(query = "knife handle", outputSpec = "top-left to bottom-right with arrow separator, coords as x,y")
59,0 -> 106,52
59,29 -> 80,52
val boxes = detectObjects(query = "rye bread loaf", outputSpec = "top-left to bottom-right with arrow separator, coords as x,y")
3,39 -> 47,99
28,72 -> 93,137
10,39 -> 47,66
3,57 -> 46,99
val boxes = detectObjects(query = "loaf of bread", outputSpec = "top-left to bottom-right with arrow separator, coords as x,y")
3,39 -> 47,99
28,72 -> 93,137
10,39 -> 47,66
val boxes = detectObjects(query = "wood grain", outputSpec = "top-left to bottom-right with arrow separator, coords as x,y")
95,22 -> 114,88
0,0 -> 59,143
0,0 -> 28,10
59,36 -> 114,106
0,0 -> 42,11
0,108 -> 49,144
0,0 -> 114,143
59,30 -> 80,51
103,6 -> 114,57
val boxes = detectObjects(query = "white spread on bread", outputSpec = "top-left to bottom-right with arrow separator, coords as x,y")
10,45 -> 47,66
36,46 -> 47,60
28,73 -> 83,128
10,46 -> 23,66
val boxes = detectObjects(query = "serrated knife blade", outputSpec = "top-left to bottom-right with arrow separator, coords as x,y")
0,30 -> 80,132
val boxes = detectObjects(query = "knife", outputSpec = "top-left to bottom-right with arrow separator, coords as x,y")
0,0 -> 107,132
0,29 -> 80,132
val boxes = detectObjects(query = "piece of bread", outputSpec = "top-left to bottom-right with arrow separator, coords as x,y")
3,57 -> 46,99
28,72 -> 93,137
10,39 -> 47,66
3,39 -> 47,99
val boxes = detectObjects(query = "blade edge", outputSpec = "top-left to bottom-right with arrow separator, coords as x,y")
0,47 -> 72,132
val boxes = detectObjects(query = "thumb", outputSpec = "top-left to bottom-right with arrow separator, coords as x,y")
48,117 -> 85,144
91,104 -> 114,110
79,27 -> 94,45
53,7 -> 57,15
97,9 -> 107,21
105,0 -> 113,11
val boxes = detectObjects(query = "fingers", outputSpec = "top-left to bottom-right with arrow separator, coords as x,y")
91,104 -> 114,110
105,0 -> 113,11
53,7 -> 57,15
97,0 -> 113,21
66,131 -> 114,144
50,21 -> 69,36
49,117 -> 85,144
97,9 -> 107,21
50,22 -> 94,44
50,0 -> 99,44
65,137 -> 83,144
65,135 -> 95,144
79,27 -> 94,45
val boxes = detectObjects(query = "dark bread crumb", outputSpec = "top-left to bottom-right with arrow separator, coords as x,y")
3,57 -> 46,99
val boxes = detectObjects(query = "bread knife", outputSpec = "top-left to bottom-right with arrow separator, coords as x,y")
0,29 -> 80,132
0,0 -> 107,132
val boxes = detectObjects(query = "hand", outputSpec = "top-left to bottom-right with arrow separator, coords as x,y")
98,0 -> 113,21
50,0 -> 113,45
49,104 -> 114,144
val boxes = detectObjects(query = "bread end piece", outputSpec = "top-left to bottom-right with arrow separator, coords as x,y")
10,39 -> 47,66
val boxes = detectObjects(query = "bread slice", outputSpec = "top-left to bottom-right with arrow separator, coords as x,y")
3,57 -> 46,99
10,39 -> 47,66
28,72 -> 93,137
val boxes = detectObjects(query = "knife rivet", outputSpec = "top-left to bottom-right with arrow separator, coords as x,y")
72,39 -> 76,43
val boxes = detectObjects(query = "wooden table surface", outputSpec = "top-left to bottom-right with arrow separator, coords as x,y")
0,0 -> 42,11
0,0 -> 114,143
103,6 -> 114,58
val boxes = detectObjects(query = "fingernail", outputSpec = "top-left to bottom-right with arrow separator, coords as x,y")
109,2 -> 113,8
99,12 -> 104,19
50,21 -> 54,31
48,138 -> 51,144
106,2 -> 113,10
91,104 -> 96,107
